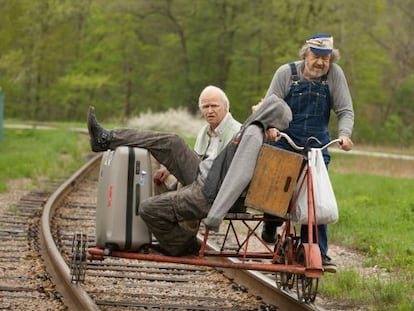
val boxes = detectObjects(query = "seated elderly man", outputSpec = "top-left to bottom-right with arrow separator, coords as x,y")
152,85 -> 241,195
87,94 -> 291,256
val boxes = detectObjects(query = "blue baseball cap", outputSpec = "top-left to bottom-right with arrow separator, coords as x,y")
306,33 -> 333,55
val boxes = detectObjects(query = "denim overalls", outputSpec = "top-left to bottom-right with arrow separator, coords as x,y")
271,62 -> 331,256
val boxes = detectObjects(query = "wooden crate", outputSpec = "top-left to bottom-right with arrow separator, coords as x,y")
245,144 -> 305,217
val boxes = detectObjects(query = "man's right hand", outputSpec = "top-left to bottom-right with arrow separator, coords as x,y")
265,128 -> 281,141
153,166 -> 170,185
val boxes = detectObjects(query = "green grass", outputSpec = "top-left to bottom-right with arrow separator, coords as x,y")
331,173 -> 414,269
0,125 -> 194,193
320,172 -> 414,309
0,128 -> 90,192
321,271 -> 413,310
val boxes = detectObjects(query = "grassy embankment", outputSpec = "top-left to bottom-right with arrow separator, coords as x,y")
1,125 -> 413,310
324,163 -> 414,310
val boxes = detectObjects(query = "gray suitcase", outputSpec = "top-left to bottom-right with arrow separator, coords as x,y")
95,146 -> 152,254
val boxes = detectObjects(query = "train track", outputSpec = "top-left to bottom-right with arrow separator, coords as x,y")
0,189 -> 67,310
2,153 -> 323,310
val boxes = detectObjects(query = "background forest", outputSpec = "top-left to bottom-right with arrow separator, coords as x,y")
0,0 -> 413,145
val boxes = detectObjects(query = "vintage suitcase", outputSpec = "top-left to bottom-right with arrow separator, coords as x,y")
95,146 -> 152,253
245,144 -> 305,217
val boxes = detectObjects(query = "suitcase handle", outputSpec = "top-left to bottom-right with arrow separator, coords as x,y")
135,184 -> 140,215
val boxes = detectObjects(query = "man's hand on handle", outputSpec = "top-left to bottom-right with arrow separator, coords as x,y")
338,136 -> 353,151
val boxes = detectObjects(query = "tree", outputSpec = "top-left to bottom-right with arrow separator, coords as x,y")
0,0 -> 412,145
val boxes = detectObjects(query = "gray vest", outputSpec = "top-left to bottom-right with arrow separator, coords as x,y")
202,121 -> 265,204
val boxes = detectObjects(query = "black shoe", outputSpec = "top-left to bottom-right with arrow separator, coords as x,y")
261,213 -> 285,244
322,255 -> 337,273
261,218 -> 282,243
261,229 -> 278,244
179,238 -> 201,256
87,106 -> 113,152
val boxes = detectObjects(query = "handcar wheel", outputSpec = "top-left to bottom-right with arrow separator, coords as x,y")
70,232 -> 88,284
274,241 -> 295,289
296,245 -> 318,303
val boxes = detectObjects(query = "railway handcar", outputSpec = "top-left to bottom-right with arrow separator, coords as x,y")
73,134 -> 342,303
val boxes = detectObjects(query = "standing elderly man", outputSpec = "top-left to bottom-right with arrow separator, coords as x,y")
153,86 -> 241,193
261,33 -> 354,273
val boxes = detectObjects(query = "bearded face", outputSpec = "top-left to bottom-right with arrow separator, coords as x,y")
303,51 -> 331,79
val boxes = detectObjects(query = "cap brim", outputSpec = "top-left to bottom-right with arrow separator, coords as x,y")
310,47 -> 332,55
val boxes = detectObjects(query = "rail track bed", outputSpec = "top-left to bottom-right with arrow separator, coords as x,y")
0,189 -> 66,310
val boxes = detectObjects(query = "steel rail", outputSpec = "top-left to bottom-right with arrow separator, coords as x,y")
39,153 -> 102,311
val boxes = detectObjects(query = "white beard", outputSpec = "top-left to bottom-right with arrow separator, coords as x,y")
304,61 -> 329,79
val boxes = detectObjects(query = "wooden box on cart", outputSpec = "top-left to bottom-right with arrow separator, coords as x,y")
245,144 -> 305,217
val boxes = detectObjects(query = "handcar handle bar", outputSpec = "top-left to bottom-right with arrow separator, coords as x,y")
278,132 -> 342,152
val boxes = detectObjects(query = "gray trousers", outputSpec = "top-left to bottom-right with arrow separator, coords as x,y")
110,129 -> 210,255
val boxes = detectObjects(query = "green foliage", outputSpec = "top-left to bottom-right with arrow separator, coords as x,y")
395,74 -> 414,127
359,113 -> 413,145
0,0 -> 414,145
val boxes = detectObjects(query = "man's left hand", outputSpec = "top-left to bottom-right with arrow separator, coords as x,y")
338,136 -> 353,151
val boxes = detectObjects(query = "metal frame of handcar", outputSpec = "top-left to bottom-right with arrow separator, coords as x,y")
82,133 -> 342,303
